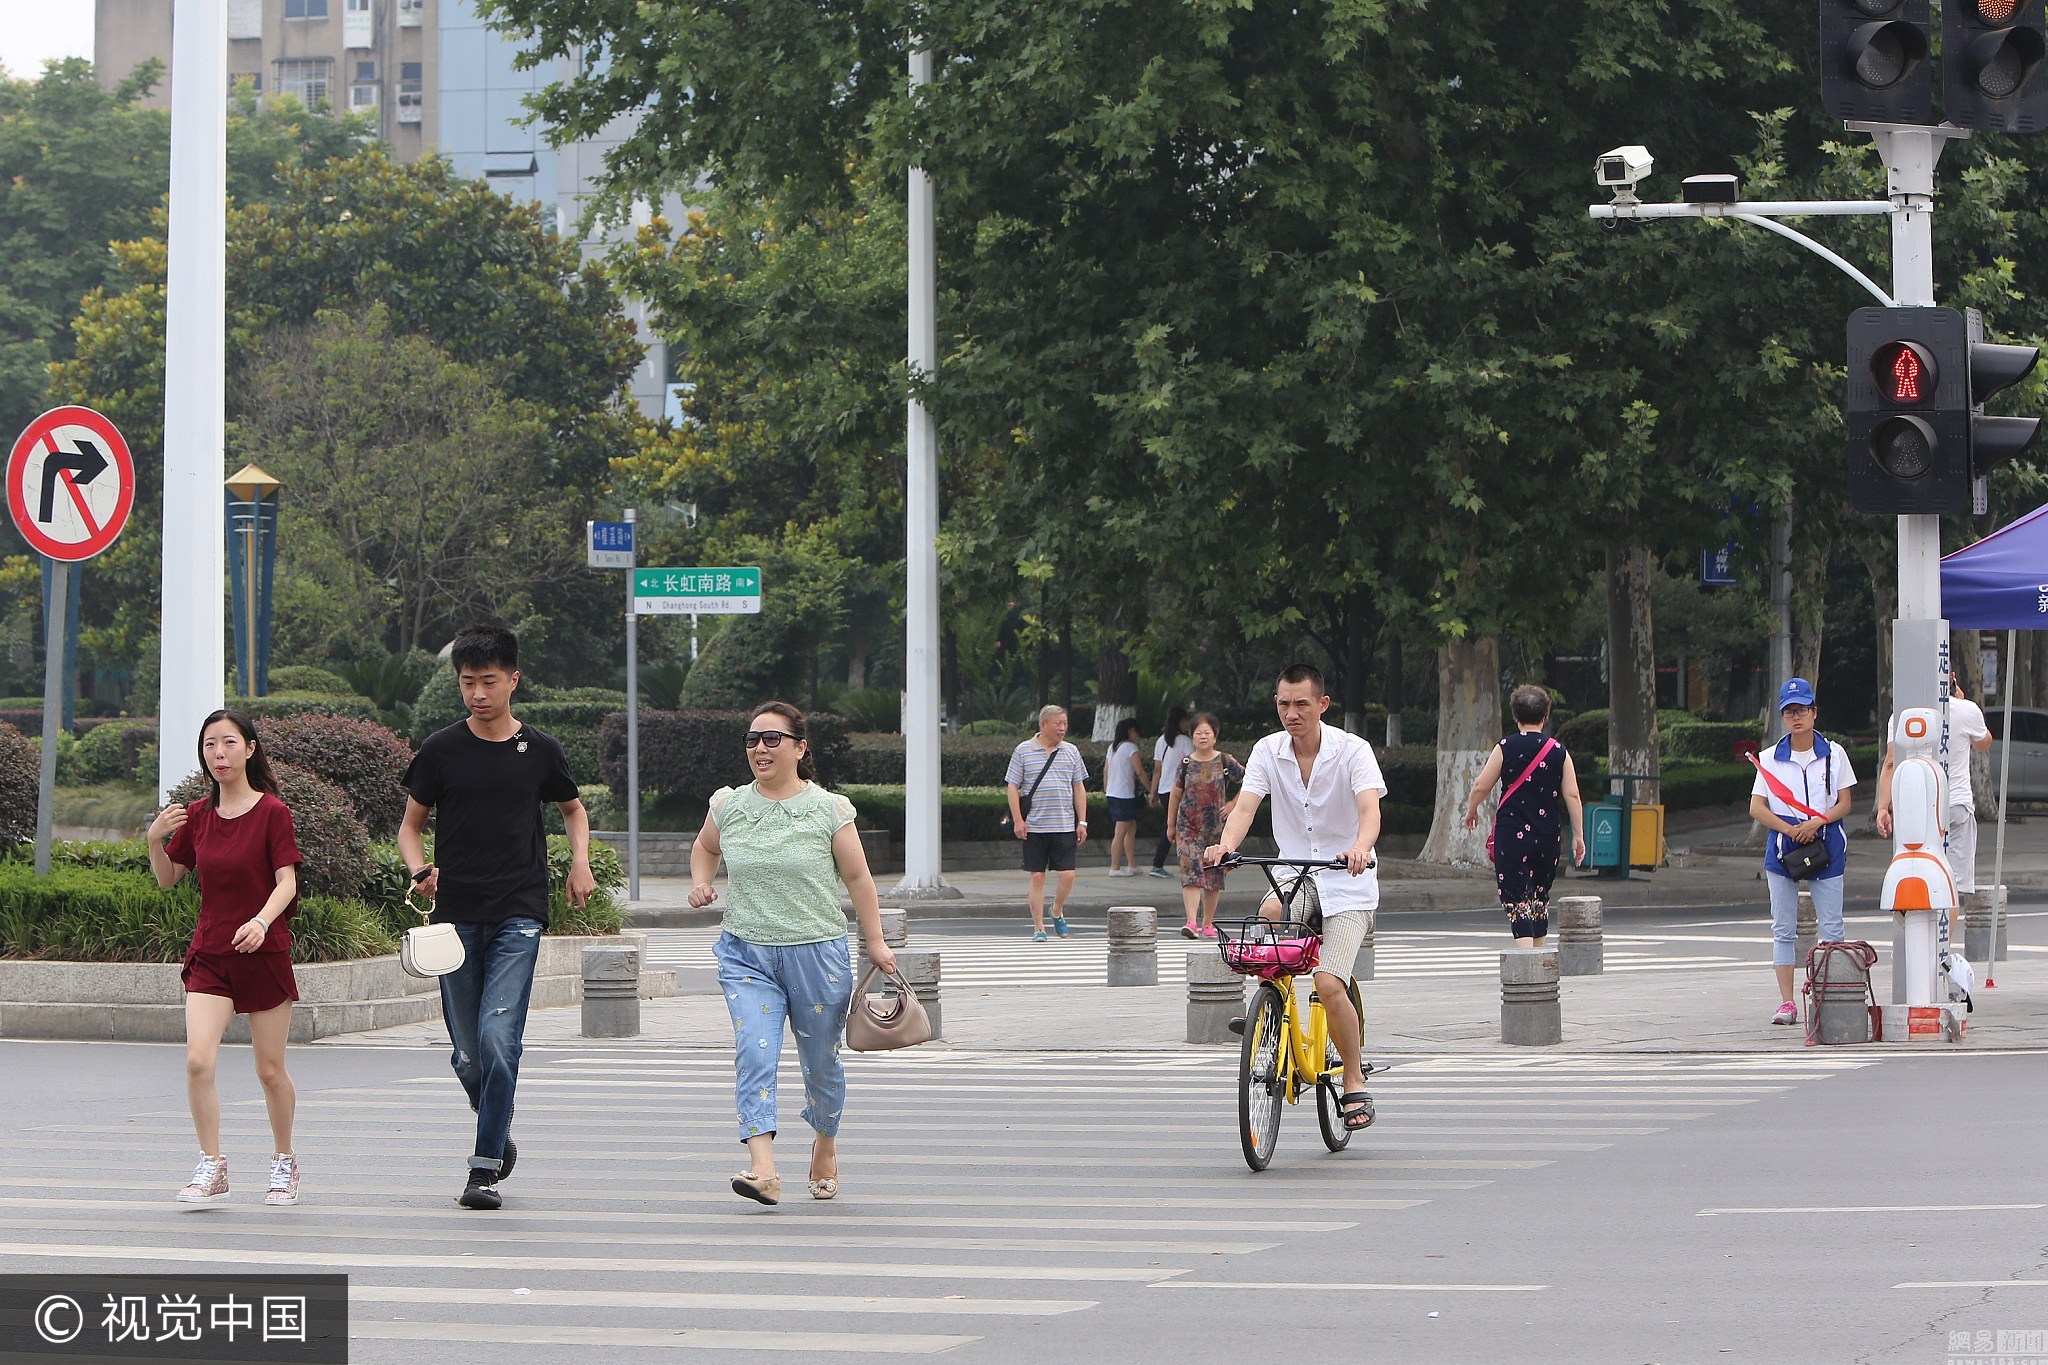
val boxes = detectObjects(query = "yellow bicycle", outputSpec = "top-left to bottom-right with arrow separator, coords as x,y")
1217,854 -> 1369,1172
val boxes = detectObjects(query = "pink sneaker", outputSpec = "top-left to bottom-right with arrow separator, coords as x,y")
1771,1002 -> 1799,1026
176,1154 -> 228,1203
1198,925 -> 1219,939
264,1153 -> 300,1206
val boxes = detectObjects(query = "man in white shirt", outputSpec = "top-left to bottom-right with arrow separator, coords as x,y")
1205,664 -> 1385,1130
1876,682 -> 1994,893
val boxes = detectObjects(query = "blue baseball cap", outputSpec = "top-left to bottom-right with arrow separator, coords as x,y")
1778,677 -> 1816,710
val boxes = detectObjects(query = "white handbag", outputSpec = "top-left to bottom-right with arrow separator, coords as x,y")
399,891 -> 465,978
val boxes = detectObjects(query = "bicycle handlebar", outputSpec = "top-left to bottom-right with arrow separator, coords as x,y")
1218,852 -> 1375,872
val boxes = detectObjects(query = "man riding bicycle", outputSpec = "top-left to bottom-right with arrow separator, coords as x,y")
1206,663 -> 1385,1130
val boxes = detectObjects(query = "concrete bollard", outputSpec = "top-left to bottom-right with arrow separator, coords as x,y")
893,948 -> 942,1041
876,908 -> 909,948
1554,896 -> 1603,976
1186,950 -> 1246,1044
581,944 -> 641,1038
1962,886 -> 2009,966
1500,947 -> 1561,1046
1797,889 -> 1818,973
1353,911 -> 1375,982
1107,907 -> 1159,987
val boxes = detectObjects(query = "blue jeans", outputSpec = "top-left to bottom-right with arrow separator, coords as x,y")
439,917 -> 543,1173
714,932 -> 851,1144
1766,872 -> 1846,967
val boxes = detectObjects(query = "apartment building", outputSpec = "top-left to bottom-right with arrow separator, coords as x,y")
93,0 -> 672,416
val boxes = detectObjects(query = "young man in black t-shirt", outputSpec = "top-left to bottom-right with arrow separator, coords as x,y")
399,625 -> 594,1210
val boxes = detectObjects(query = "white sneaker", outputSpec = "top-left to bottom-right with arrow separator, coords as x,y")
264,1153 -> 300,1206
176,1154 -> 228,1203
1108,867 -> 1136,877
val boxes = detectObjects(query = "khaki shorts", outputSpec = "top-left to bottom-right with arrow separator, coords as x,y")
1312,908 -> 1372,983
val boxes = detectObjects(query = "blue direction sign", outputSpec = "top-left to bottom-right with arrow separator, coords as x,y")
1699,543 -> 1738,587
587,520 -> 635,569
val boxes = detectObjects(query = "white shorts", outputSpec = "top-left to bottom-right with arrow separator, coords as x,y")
1948,805 -> 1978,895
1312,909 -> 1371,984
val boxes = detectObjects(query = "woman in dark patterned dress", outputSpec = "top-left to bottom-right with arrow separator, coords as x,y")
1168,714 -> 1244,939
1462,686 -> 1586,946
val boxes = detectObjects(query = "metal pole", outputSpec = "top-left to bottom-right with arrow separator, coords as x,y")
158,0 -> 228,800
1993,628 -> 2015,904
690,613 -> 698,662
1767,502 -> 1792,745
33,560 -> 66,876
624,508 -> 640,901
891,43 -> 954,900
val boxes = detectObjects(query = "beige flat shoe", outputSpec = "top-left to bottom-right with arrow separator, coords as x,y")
731,1171 -> 781,1206
808,1175 -> 838,1201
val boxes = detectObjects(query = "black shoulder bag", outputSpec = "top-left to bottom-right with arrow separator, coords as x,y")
1008,746 -> 1062,826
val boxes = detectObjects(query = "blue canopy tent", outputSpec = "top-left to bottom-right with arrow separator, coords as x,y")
1940,502 -> 2048,904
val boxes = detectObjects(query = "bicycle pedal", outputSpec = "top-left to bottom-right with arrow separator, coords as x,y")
1225,1016 -> 1246,1037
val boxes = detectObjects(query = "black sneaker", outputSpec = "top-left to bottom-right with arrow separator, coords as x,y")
458,1170 -> 501,1210
1226,1016 -> 1246,1036
497,1139 -> 516,1182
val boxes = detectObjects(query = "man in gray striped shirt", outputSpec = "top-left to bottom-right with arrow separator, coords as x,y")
1005,705 -> 1090,940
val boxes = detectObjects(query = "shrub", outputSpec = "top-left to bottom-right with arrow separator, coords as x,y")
520,697 -> 621,785
1556,709 -> 1608,760
959,719 -> 1028,738
240,691 -> 382,722
0,723 -> 37,843
71,720 -> 158,784
255,712 -> 415,838
841,733 -> 1100,787
358,835 -> 624,938
0,709 -> 41,738
268,665 -> 357,696
833,687 -> 900,732
411,664 -> 465,742
597,709 -> 851,801
37,730 -> 79,785
545,784 -> 621,832
169,761 -> 371,900
1665,721 -> 1763,761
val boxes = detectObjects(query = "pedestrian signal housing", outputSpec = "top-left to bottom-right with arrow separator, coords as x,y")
1820,0 -> 1933,123
1944,0 -> 2048,131
1847,307 -> 1971,514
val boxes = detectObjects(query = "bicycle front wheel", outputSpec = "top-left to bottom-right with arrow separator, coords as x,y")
1238,982 -> 1287,1171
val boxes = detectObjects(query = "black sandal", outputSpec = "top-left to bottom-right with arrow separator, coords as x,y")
1338,1092 -> 1375,1130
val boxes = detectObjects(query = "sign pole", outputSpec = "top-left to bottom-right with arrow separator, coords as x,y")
32,562 -> 66,876
624,508 -> 640,901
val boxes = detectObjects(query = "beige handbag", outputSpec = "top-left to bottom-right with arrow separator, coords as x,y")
844,965 -> 931,1051
399,890 -> 466,979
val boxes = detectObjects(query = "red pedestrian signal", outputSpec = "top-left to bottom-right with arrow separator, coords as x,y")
1847,308 -> 1971,514
1873,341 -> 1936,404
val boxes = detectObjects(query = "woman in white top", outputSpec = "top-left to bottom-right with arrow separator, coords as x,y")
1147,707 -> 1192,877
1102,717 -> 1150,875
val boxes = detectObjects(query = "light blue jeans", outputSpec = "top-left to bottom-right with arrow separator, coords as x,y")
1766,872 -> 1846,967
714,932 -> 852,1143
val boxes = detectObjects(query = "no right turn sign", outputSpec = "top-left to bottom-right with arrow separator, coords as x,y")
7,406 -> 136,562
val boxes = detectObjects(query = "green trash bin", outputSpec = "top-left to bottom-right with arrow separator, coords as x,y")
1585,803 -> 1626,870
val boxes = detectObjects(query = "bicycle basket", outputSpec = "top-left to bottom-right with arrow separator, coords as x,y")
1218,917 -> 1322,980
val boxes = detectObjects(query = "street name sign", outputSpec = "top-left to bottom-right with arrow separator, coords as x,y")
587,519 -> 635,569
634,567 -> 762,615
7,406 -> 135,561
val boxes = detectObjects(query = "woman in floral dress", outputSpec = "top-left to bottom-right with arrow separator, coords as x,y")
1461,685 -> 1586,946
1168,715 -> 1244,939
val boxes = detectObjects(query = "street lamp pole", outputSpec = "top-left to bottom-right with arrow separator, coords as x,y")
892,43 -> 956,901
158,0 -> 229,798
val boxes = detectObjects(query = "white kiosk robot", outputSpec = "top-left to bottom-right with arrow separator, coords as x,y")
1879,706 -> 1968,1041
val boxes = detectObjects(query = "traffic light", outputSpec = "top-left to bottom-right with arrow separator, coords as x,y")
1847,306 -> 1971,514
1964,308 -> 2042,511
1943,0 -> 2048,132
1820,0 -> 1933,124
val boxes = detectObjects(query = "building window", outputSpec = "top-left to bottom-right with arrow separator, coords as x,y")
397,61 -> 423,124
275,59 -> 334,107
283,0 -> 330,18
350,84 -> 379,110
355,60 -> 376,81
397,0 -> 423,26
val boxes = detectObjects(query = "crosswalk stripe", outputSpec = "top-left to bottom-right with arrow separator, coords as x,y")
350,1284 -> 1093,1317
347,1321 -> 978,1353
0,1241 -> 1189,1283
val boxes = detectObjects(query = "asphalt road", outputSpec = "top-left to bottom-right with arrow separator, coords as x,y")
4,1034 -> 2047,1363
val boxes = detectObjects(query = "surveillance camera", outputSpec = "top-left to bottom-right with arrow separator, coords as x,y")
1595,145 -> 1654,189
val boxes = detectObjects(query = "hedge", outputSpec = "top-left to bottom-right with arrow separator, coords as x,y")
0,862 -> 395,964
169,761 -> 371,901
1665,722 -> 1763,761
255,713 -> 414,838
239,691 -> 383,722
267,665 -> 358,696
519,701 -> 615,785
598,709 -> 852,801
358,835 -> 625,938
0,725 -> 36,843
835,784 -> 1436,843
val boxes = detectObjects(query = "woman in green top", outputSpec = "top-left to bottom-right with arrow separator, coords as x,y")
688,701 -> 896,1207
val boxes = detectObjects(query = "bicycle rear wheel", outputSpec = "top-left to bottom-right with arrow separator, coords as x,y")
1316,1077 -> 1353,1152
1238,982 -> 1287,1171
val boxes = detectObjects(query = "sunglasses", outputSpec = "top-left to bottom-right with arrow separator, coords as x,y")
744,729 -> 799,749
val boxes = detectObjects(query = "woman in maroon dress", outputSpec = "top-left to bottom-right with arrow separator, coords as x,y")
147,710 -> 306,1206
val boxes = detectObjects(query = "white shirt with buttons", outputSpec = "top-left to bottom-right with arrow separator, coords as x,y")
1241,723 -> 1388,914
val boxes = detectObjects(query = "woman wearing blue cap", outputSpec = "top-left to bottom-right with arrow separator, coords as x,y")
1746,678 -> 1857,1025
